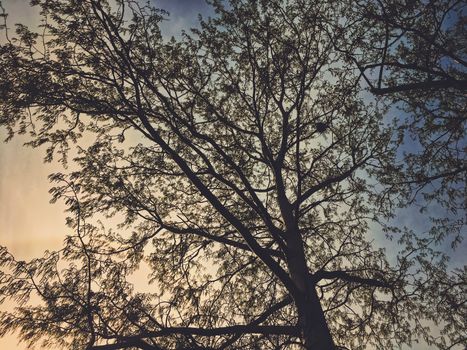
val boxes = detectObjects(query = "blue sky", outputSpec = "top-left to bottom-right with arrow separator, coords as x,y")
154,0 -> 213,36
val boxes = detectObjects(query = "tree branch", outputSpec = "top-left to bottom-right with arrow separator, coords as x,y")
312,270 -> 391,289
91,339 -> 162,350
95,324 -> 300,350
294,158 -> 369,207
219,296 -> 294,349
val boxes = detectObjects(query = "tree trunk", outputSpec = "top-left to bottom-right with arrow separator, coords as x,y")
296,287 -> 335,350
285,229 -> 335,350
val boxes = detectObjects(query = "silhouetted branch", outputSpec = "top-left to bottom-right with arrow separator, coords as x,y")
312,270 -> 391,289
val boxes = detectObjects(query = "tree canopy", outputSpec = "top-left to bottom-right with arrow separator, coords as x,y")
0,0 -> 465,349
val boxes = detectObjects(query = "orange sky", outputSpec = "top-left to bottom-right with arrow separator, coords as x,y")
0,134 -> 67,348
0,2 -> 210,347
0,6 -> 64,350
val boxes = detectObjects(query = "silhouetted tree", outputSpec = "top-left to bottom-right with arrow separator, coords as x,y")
0,1 -> 465,349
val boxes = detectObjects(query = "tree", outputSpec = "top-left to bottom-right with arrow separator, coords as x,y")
0,0 -> 465,349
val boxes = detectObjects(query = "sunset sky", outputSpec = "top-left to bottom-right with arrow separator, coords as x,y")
0,0 -> 212,256
0,1 -> 210,348
0,0 -> 464,349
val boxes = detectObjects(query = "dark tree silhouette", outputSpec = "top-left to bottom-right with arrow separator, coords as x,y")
0,1 -> 465,349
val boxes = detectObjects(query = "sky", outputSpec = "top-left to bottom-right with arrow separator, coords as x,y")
0,1 -> 63,347
0,0 -> 464,349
